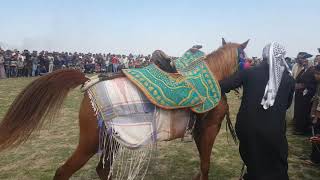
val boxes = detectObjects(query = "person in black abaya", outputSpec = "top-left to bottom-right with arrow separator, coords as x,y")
293,52 -> 317,135
220,42 -> 295,180
304,64 -> 320,166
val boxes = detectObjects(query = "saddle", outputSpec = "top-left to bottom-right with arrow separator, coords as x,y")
152,50 -> 177,73
123,49 -> 221,113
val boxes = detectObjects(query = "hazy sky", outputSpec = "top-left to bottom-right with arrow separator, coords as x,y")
0,0 -> 319,57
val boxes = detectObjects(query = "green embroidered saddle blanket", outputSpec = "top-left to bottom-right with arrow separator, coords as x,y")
122,50 -> 221,113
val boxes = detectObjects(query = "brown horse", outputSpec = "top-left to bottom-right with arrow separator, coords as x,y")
0,39 -> 249,180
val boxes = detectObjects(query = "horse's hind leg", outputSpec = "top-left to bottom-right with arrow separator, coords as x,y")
193,98 -> 228,180
54,140 -> 98,180
54,94 -> 99,180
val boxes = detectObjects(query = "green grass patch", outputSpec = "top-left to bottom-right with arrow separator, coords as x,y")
0,77 -> 319,179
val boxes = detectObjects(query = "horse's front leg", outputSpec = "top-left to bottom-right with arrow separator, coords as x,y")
193,121 -> 222,180
193,100 -> 227,180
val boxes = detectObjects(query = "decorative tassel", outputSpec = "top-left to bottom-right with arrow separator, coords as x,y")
95,119 -> 156,180
87,88 -> 157,180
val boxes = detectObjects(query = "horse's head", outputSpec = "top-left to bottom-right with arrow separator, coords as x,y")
205,38 -> 250,81
223,38 -> 250,71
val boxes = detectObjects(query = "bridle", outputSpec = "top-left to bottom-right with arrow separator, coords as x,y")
237,47 -> 247,71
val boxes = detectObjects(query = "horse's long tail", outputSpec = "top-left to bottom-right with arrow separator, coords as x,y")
0,69 -> 89,151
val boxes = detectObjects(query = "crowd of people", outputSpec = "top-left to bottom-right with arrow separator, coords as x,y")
290,52 -> 320,166
0,47 -> 299,80
0,48 -> 153,78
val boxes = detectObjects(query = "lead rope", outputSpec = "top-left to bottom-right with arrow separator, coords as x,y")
225,108 -> 245,179
239,163 -> 246,180
223,95 -> 245,179
224,93 -> 246,180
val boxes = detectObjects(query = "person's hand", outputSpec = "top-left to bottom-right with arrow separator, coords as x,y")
312,117 -> 320,125
311,117 -> 318,124
310,136 -> 320,144
315,111 -> 320,118
295,83 -> 305,90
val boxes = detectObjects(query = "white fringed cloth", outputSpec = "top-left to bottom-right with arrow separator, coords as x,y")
87,77 -> 190,179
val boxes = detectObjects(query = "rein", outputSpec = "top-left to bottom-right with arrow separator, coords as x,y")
237,48 -> 247,71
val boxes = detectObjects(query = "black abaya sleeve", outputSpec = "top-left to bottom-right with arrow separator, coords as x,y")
304,70 -> 317,97
219,70 -> 246,94
287,75 -> 295,109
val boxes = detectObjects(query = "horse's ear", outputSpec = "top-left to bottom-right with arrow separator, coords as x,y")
222,38 -> 227,46
240,39 -> 250,49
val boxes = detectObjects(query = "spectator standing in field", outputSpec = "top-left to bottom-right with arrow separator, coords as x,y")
128,59 -> 133,68
4,51 -> 11,77
293,52 -> 317,135
23,50 -> 32,77
111,55 -> 119,72
9,52 -> 17,77
306,63 -> 320,166
48,53 -> 54,73
292,55 -> 305,79
0,50 -> 6,79
315,55 -> 320,66
53,53 -> 61,70
118,55 -> 124,70
31,52 -> 39,76
101,54 -> 107,72
106,53 -> 112,72
17,53 -> 25,77
38,51 -> 46,68
123,55 -> 129,69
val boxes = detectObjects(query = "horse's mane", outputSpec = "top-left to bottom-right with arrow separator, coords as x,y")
204,43 -> 239,81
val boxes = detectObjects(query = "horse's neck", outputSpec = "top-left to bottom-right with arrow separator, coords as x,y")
209,67 -> 222,81
208,62 -> 235,81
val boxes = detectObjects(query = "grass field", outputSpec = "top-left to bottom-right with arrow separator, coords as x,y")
0,77 -> 319,180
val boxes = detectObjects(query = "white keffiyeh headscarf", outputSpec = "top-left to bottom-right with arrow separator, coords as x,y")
261,42 -> 292,109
